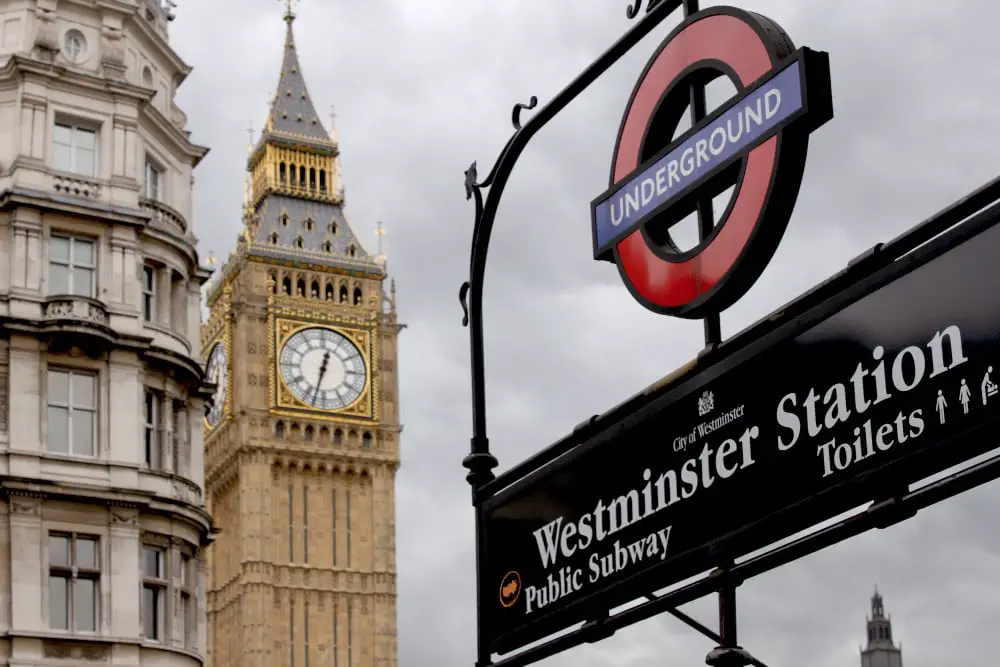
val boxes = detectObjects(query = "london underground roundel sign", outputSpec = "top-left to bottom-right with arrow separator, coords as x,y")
590,6 -> 833,319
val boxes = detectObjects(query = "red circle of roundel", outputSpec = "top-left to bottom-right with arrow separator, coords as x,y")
610,8 -> 806,319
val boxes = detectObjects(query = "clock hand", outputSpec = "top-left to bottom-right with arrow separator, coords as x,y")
311,351 -> 331,404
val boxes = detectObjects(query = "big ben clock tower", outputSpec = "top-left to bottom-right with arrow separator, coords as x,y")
202,6 -> 401,667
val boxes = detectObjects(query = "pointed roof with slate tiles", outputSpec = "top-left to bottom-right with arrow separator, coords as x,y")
265,5 -> 332,144
239,5 -> 381,275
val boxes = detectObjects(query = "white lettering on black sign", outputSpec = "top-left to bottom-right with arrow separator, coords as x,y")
520,323 -> 969,616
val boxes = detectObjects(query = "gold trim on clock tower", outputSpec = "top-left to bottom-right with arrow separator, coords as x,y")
203,6 -> 402,667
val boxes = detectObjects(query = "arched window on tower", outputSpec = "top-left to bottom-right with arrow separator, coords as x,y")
310,281 -> 320,298
333,428 -> 343,445
319,170 -> 327,193
279,162 -> 287,185
325,283 -> 334,300
348,245 -> 356,257
309,167 -> 316,191
268,272 -> 277,293
282,276 -> 292,295
322,241 -> 333,253
289,164 -> 297,187
275,421 -> 285,438
294,236 -> 304,249
280,213 -> 289,227
296,278 -> 306,297
339,285 -> 348,303
299,165 -> 307,186
362,432 -> 372,449
353,287 -> 362,305
269,232 -> 279,245
304,425 -> 314,442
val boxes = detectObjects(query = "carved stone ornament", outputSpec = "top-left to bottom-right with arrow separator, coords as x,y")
33,8 -> 58,55
10,496 -> 42,517
110,507 -> 139,526
100,26 -> 125,66
44,643 -> 111,661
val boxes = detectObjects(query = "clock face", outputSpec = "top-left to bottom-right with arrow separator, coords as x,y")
204,342 -> 228,428
279,327 -> 368,410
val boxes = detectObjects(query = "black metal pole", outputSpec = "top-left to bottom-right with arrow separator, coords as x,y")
459,6 -> 690,666
682,0 -> 722,350
678,4 -> 743,665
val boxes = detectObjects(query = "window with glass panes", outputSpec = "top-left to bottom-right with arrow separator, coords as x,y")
142,546 -> 166,641
49,235 -> 95,297
47,369 -> 97,457
144,390 -> 160,469
144,160 -> 161,200
142,265 -> 156,322
48,533 -> 100,632
53,123 -> 97,176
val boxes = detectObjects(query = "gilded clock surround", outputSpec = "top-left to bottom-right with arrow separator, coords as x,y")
270,316 -> 377,420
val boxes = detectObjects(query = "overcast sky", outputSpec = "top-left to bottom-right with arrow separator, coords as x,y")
170,1 -> 1000,665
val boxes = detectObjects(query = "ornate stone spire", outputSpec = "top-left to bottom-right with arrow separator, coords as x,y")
239,2 -> 378,274
265,3 -> 332,143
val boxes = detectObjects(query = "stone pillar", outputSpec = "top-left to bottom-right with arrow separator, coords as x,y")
157,267 -> 172,327
9,495 -> 43,632
108,506 -> 140,638
11,210 -> 42,293
171,275 -> 186,339
30,101 -> 47,160
197,548 -> 208,657
0,501 -> 9,633
8,339 -> 40,454
159,393 -> 174,472
186,285 -> 202,355
187,399 -> 205,492
107,351 -> 141,469
0,340 -> 8,446
174,404 -> 188,478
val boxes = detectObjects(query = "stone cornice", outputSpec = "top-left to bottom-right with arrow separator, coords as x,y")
140,101 -> 210,168
0,313 -> 207,390
0,476 -> 214,537
0,186 -> 200,268
1,55 -> 154,105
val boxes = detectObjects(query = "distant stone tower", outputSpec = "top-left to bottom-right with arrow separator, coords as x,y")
860,589 -> 903,667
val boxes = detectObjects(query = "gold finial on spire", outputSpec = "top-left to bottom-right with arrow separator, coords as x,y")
281,0 -> 300,21
375,221 -> 386,264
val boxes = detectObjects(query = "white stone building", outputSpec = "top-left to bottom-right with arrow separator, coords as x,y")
0,1 -> 214,666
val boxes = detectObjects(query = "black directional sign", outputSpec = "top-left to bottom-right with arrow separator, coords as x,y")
482,206 -> 1000,654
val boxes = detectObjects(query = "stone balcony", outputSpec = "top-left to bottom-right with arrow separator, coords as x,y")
140,196 -> 190,239
52,172 -> 102,200
34,294 -> 116,349
42,295 -> 109,326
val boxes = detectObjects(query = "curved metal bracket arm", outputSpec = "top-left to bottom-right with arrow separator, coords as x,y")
627,0 -> 668,19
461,0 -> 686,491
